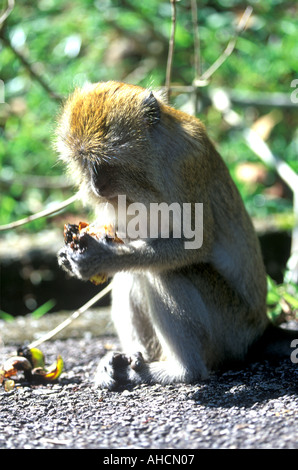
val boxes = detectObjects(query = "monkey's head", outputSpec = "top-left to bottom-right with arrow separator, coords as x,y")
55,81 -> 208,210
55,81 -> 166,206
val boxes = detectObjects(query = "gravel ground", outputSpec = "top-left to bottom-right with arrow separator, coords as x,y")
1,326 -> 298,451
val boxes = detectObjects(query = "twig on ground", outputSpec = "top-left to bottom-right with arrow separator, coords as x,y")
27,282 -> 113,349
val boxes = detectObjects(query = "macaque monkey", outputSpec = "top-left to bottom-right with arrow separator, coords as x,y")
55,81 -> 270,390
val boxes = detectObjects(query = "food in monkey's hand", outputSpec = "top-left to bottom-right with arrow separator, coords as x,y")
64,222 -> 123,285
64,221 -> 123,250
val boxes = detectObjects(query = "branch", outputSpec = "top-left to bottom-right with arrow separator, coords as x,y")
158,85 -> 296,110
27,282 -> 113,349
210,89 -> 298,195
191,0 -> 201,80
0,194 -> 78,232
210,88 -> 298,282
165,0 -> 177,103
197,6 -> 253,83
244,128 -> 298,283
118,0 -> 167,45
243,129 -> 298,195
0,173 -> 72,190
226,89 -> 297,109
0,0 -> 15,27
0,31 -> 63,101
165,5 -> 253,99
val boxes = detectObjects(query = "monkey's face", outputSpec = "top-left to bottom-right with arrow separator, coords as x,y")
55,81 -> 162,207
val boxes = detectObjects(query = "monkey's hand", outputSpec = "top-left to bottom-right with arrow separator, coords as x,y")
58,233 -> 208,280
58,233 -> 123,280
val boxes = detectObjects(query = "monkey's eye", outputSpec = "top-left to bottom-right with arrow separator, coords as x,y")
84,158 -> 100,175
81,157 -> 99,174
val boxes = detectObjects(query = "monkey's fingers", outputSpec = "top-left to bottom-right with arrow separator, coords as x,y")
57,247 -> 74,274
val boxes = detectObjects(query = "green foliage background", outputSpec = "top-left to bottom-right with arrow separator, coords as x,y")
0,0 -> 297,319
0,0 -> 297,230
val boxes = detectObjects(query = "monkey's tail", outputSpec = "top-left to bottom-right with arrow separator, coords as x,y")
247,321 -> 298,362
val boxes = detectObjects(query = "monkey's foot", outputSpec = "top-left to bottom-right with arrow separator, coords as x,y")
95,351 -> 147,390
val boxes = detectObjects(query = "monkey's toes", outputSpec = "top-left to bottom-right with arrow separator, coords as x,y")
129,352 -> 145,371
95,351 -> 146,390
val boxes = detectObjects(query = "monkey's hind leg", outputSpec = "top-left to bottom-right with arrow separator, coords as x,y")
94,272 -> 211,390
95,272 -> 163,390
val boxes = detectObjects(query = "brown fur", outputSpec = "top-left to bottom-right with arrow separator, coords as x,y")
56,81 -> 269,389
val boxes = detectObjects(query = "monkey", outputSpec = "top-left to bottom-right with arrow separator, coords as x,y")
55,80 -> 291,390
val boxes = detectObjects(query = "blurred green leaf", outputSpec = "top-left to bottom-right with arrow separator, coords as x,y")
31,299 -> 56,319
0,311 -> 15,322
283,293 -> 298,310
266,275 -> 298,323
0,0 -> 296,231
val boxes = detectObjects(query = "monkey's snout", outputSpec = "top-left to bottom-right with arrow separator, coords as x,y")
90,169 -> 114,198
91,178 -> 114,198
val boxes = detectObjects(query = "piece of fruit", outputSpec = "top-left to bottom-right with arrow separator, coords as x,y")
31,355 -> 64,382
1,356 -> 32,381
18,346 -> 45,368
64,221 -> 123,284
43,355 -> 64,381
1,348 -> 64,388
4,380 -> 15,392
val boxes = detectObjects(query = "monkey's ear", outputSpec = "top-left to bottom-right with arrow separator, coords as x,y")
142,91 -> 160,126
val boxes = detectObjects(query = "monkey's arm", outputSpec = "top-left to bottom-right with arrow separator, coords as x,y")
58,233 -> 212,280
